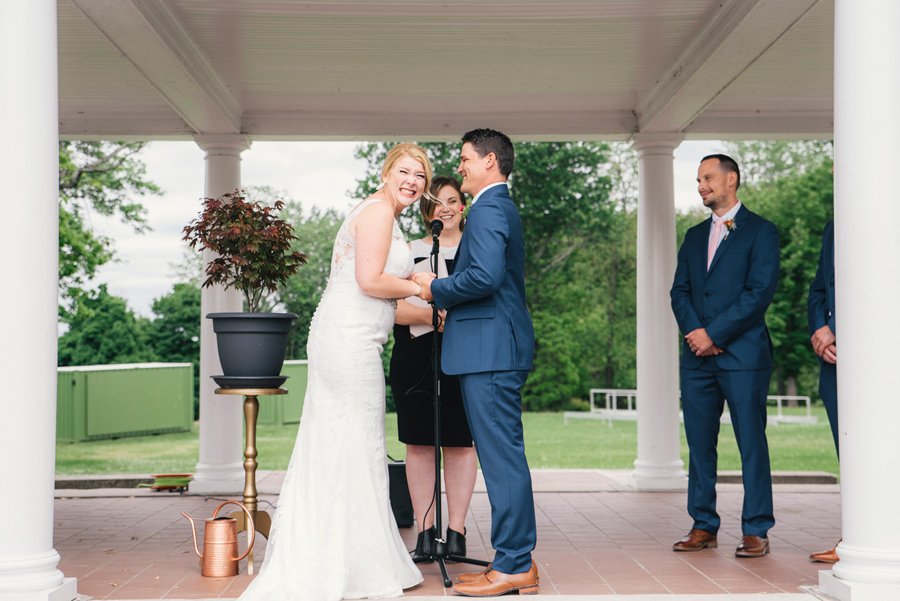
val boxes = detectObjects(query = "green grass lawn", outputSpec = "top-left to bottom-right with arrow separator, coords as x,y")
55,407 -> 839,476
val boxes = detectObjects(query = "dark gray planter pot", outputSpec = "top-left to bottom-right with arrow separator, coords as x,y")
207,312 -> 299,378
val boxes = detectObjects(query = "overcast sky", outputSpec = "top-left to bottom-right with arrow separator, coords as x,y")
88,139 -> 724,318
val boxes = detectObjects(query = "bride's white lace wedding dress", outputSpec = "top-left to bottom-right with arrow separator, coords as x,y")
239,198 -> 422,600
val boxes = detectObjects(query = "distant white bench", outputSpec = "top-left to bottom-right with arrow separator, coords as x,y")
563,389 -> 638,426
726,395 -> 818,425
564,389 -> 818,426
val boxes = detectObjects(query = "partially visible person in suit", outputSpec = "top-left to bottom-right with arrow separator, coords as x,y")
807,218 -> 840,563
415,128 -> 538,596
670,154 -> 780,558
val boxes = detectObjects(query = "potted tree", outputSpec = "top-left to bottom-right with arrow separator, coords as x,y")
183,190 -> 306,388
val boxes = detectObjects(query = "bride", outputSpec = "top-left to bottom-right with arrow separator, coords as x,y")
238,144 -> 432,600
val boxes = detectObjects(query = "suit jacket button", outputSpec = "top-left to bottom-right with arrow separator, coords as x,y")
830,282 -> 834,287
704,292 -> 711,297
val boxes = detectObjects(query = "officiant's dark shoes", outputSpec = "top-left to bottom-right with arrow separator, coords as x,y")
452,560 -> 539,596
413,525 -> 437,564
672,528 -> 717,552
447,528 -> 466,559
735,535 -> 770,557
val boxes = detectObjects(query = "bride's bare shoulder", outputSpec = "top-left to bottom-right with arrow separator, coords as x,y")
348,194 -> 392,236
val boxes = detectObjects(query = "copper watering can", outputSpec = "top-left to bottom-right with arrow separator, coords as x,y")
182,500 -> 255,577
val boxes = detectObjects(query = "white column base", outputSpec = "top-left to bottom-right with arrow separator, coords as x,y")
0,551 -> 78,601
0,578 -> 78,601
189,460 -> 245,495
819,542 -> 900,601
633,459 -> 688,491
820,570 -> 900,601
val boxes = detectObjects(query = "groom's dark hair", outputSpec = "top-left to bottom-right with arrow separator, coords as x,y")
462,128 -> 515,177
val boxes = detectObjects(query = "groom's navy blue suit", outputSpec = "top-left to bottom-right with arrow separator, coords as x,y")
431,183 -> 536,575
670,204 -> 780,538
807,220 -> 838,454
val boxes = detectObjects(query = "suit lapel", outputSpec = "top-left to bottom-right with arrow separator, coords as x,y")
706,205 -> 749,277
695,217 -> 713,278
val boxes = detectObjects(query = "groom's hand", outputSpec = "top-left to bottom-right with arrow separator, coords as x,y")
411,272 -> 435,302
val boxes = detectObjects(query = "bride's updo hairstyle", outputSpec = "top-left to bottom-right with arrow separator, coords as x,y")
381,143 -> 434,199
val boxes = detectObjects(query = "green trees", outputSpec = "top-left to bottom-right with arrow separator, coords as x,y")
59,141 -> 160,321
58,285 -> 154,366
278,203 -> 344,359
724,141 -> 834,397
512,142 -> 634,409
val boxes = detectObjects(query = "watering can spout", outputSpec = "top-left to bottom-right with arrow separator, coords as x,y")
181,512 -> 204,558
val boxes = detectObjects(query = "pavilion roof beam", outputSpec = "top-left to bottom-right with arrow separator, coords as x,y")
636,0 -> 820,134
69,0 -> 242,135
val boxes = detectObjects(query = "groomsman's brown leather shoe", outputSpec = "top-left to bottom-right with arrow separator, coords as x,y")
452,561 -> 539,596
672,528 -> 717,552
735,535 -> 770,557
810,540 -> 840,563
456,564 -> 491,584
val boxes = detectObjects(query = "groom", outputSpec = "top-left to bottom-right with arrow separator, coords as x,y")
416,128 -> 538,596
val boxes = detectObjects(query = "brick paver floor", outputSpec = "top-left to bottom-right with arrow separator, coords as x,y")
54,470 -> 840,600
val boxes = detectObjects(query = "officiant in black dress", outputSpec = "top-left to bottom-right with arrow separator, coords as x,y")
390,176 -> 476,563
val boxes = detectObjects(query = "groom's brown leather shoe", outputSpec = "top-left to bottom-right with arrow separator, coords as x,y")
456,564 -> 491,584
452,561 -> 539,597
810,540 -> 840,563
672,528 -> 717,552
735,535 -> 769,557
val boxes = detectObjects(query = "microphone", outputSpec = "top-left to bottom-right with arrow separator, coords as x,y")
430,219 -> 443,238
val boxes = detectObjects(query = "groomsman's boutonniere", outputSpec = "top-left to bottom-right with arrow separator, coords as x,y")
723,219 -> 737,240
461,204 -> 471,220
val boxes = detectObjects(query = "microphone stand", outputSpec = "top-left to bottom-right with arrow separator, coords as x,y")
414,220 -> 489,587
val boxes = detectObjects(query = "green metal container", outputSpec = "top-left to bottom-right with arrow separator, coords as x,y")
57,363 -> 193,442
256,360 -> 308,425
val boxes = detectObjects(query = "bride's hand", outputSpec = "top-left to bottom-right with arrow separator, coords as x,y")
411,272 -> 435,286
410,272 -> 435,303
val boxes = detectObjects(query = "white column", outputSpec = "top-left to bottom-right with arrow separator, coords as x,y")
0,2 -> 77,601
631,135 -> 688,491
819,1 -> 900,599
189,135 -> 252,495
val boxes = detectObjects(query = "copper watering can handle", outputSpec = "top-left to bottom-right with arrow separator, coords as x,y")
212,500 -> 256,562
180,500 -> 256,562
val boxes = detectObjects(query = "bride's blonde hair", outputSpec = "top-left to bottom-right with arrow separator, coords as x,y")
381,143 -> 434,196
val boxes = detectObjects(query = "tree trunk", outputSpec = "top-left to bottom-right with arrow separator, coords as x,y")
785,376 -> 798,407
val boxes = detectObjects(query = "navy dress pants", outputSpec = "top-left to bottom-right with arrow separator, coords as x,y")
681,366 -> 775,538
458,370 -> 536,574
819,362 -> 839,457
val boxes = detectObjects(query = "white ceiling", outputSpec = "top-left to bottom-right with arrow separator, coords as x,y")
58,0 -> 834,141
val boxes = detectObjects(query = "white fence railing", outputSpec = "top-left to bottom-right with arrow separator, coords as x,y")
563,389 -> 817,427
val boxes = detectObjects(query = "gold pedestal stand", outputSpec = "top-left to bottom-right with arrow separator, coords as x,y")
214,387 -> 287,575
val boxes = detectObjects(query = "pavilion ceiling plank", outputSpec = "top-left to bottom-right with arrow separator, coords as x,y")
242,108 -> 636,142
636,0 -> 820,134
68,0 -> 242,134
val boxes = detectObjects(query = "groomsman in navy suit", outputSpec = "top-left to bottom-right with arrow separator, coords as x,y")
670,154 -> 780,558
416,128 -> 538,596
807,219 -> 840,563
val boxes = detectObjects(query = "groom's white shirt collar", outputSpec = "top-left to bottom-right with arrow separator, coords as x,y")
471,181 -> 507,206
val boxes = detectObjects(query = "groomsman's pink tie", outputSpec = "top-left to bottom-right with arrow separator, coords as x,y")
707,217 -> 724,270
